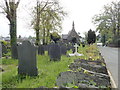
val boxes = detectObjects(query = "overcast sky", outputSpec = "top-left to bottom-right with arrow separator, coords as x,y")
0,0 -> 117,37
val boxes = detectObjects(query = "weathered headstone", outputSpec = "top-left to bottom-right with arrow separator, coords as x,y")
0,43 -> 2,58
48,43 -> 54,55
60,44 -> 67,55
17,41 -> 38,76
38,45 -> 44,55
43,45 -> 48,51
11,44 -> 18,59
49,44 -> 61,61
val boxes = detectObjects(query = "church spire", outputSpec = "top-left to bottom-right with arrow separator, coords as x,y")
72,21 -> 75,31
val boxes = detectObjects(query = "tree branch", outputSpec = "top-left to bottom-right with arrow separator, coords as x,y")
4,0 -> 9,13
16,0 -> 20,8
39,0 -> 49,14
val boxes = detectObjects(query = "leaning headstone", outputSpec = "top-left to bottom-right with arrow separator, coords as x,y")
60,44 -> 67,55
38,45 -> 44,55
11,44 -> 18,59
17,41 -> 38,76
49,44 -> 61,61
0,43 -> 2,58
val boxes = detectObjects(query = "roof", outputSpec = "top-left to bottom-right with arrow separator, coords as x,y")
62,34 -> 68,39
62,21 -> 81,42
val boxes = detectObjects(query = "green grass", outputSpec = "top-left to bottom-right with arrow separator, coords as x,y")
1,51 -> 80,88
0,58 -> 18,65
1,44 -> 102,88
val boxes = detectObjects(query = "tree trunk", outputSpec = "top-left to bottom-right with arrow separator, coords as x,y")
35,2 -> 40,45
10,10 -> 18,59
117,26 -> 120,35
46,29 -> 50,44
35,29 -> 39,45
43,28 -> 45,45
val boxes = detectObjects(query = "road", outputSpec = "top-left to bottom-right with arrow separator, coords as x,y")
98,46 -> 119,89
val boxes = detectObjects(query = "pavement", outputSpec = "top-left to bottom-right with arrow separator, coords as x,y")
98,46 -> 119,89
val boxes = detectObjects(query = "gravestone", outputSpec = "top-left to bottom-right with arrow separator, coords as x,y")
60,44 -> 67,55
0,43 -> 2,58
43,45 -> 48,51
11,44 -> 18,59
48,43 -> 54,55
49,44 -> 61,61
38,45 -> 44,55
69,43 -> 83,56
2,43 -> 7,56
17,40 -> 38,76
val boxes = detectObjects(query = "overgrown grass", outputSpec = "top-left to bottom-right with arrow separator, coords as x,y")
1,44 -> 101,88
1,51 -> 80,88
78,44 -> 101,60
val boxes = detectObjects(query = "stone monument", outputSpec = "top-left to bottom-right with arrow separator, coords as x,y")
38,45 -> 44,55
17,40 -> 38,76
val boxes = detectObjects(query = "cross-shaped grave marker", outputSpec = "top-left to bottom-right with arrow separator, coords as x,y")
69,43 -> 83,56
74,43 -> 78,53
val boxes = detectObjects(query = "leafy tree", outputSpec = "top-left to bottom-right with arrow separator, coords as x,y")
50,32 -> 61,43
87,29 -> 96,44
31,0 -> 66,45
0,0 -> 20,59
92,1 -> 120,45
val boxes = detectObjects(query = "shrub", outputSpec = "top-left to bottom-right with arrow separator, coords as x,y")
87,29 -> 96,44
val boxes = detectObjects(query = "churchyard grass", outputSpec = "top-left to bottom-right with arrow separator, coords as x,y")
1,52 -> 78,88
1,44 -> 102,88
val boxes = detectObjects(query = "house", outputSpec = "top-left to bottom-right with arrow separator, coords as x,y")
62,21 -> 81,44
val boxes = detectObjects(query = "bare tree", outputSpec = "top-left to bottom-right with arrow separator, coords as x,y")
1,0 -> 20,59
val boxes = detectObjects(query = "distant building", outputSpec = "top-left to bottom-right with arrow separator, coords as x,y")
0,36 -> 10,42
4,37 -> 10,42
62,21 -> 81,43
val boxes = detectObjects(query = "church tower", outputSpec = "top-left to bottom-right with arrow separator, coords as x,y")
66,21 -> 80,43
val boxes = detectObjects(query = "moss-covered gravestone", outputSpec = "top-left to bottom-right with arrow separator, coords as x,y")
17,40 -> 38,76
49,44 -> 61,61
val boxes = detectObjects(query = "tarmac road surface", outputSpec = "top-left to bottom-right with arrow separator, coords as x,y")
98,46 -> 119,89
